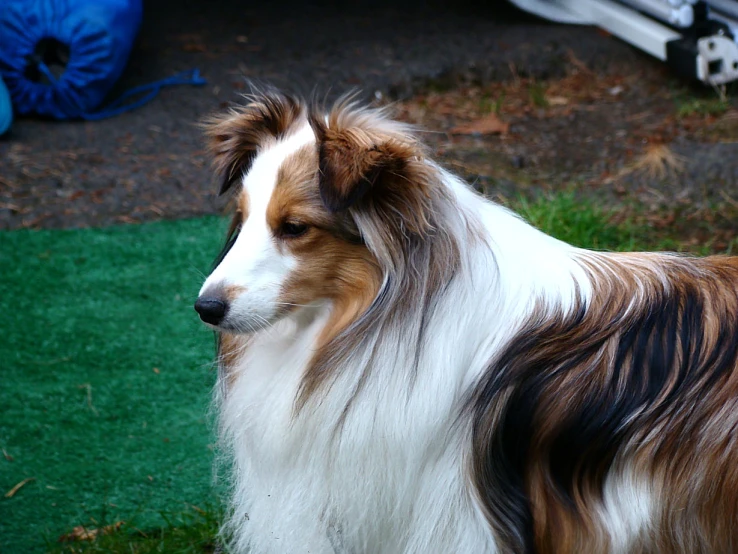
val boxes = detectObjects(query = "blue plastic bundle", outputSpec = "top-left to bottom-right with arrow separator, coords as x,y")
0,0 -> 143,120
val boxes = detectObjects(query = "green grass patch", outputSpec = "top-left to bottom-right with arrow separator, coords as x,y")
0,217 -> 227,553
676,97 -> 731,118
48,504 -> 221,554
480,91 -> 506,115
512,192 -> 738,255
513,193 -> 646,251
528,82 -> 549,109
671,82 -> 735,119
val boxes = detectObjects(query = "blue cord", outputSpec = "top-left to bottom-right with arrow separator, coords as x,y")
35,63 -> 207,120
83,69 -> 207,120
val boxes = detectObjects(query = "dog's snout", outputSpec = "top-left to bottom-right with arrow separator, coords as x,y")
194,297 -> 228,326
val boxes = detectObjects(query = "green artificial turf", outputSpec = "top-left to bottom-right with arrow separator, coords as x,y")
0,217 -> 228,553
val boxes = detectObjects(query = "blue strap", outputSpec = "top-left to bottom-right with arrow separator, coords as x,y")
36,63 -> 207,120
82,69 -> 207,120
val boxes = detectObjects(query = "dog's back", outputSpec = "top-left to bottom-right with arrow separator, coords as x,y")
471,252 -> 738,553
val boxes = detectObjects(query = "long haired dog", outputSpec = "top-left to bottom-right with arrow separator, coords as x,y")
195,91 -> 738,554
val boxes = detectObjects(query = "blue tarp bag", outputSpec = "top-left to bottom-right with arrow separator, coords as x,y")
0,0 -> 143,119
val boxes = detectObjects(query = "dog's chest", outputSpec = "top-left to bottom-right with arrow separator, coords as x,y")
220,316 -> 473,552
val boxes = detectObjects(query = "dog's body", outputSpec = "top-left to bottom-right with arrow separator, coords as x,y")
196,92 -> 738,554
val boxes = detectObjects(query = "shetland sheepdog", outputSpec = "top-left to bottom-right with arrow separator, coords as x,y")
195,90 -> 738,554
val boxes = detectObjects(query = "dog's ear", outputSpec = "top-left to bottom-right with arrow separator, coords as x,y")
310,114 -> 412,212
309,109 -> 438,239
309,109 -> 436,237
204,92 -> 303,195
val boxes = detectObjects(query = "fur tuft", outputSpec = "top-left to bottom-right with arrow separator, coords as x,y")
203,89 -> 304,195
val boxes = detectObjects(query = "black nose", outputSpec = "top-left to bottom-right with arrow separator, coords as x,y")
194,297 -> 227,325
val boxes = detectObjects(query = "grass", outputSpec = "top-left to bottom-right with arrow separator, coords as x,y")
48,504 -> 221,554
514,193 -> 643,251
676,97 -> 731,118
513,191 -> 737,256
672,82 -> 736,119
528,81 -> 549,109
480,91 -> 505,115
1,194 -> 729,553
0,217 -> 228,553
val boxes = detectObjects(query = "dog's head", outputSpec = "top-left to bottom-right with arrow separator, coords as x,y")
195,91 -> 440,334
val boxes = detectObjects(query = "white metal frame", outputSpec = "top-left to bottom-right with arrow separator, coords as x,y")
560,0 -> 682,60
508,0 -> 738,85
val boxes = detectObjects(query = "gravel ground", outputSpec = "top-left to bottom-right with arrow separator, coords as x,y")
0,0 -> 735,230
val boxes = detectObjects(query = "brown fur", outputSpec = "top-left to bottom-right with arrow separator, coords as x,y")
217,332 -> 251,390
471,253 -> 738,554
293,100 -> 463,410
265,145 -> 384,366
238,189 -> 250,220
308,102 -> 443,238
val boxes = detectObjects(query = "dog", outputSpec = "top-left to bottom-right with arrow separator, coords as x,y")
195,90 -> 738,554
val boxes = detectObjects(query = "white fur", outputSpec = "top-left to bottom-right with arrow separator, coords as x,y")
199,124 -> 315,332
201,128 -> 648,553
599,463 -> 654,553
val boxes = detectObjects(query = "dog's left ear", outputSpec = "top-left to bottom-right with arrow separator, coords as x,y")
309,112 -> 428,218
310,117 -> 409,212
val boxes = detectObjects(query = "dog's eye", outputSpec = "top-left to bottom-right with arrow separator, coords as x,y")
280,221 -> 309,238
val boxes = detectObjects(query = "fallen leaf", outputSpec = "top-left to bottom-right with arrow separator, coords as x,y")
58,521 -> 124,543
546,96 -> 569,106
0,202 -> 23,211
2,448 -> 13,462
450,113 -> 510,135
5,477 -> 34,498
189,504 -> 205,514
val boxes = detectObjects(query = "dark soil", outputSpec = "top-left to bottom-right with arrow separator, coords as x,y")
398,65 -> 738,200
394,56 -> 738,250
0,0 -> 736,235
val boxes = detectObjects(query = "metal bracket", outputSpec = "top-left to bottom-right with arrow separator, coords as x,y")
697,35 -> 738,84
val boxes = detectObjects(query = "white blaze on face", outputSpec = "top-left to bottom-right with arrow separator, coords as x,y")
199,123 -> 316,332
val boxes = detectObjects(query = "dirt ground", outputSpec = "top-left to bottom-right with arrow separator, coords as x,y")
395,54 -> 738,250
0,0 -> 736,246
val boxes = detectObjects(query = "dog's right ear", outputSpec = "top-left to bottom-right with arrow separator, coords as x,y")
203,92 -> 303,195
